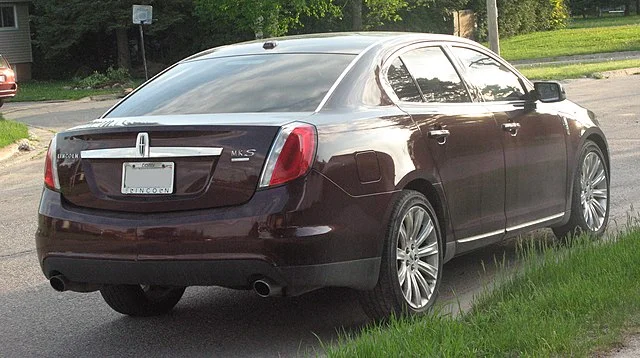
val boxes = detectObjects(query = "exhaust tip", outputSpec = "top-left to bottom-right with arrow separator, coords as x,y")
253,280 -> 271,297
50,275 -> 67,292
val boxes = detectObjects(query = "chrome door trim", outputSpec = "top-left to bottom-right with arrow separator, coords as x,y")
457,229 -> 505,243
81,147 -> 223,159
506,212 -> 565,232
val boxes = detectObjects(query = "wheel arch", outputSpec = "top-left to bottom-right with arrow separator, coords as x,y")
402,178 -> 453,260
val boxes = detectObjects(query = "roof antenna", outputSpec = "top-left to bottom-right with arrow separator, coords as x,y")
263,40 -> 278,50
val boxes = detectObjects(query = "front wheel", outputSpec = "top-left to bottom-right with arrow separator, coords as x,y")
100,285 -> 186,317
359,190 -> 443,321
553,140 -> 609,240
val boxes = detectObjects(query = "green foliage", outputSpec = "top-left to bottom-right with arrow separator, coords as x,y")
75,67 -> 132,89
519,59 -> 640,80
470,0 -> 570,40
194,0 -> 340,38
328,229 -> 640,357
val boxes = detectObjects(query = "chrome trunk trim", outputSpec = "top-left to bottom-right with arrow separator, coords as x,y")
81,147 -> 223,159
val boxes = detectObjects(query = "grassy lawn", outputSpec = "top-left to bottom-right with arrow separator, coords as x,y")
0,115 -> 29,148
519,59 -> 640,80
569,14 -> 640,29
328,229 -> 640,357
500,22 -> 640,61
12,80 -> 139,102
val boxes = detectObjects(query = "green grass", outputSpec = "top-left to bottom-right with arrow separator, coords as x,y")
519,59 -> 640,80
0,114 -> 29,148
328,229 -> 640,357
569,14 -> 640,29
500,23 -> 640,61
12,80 -> 137,102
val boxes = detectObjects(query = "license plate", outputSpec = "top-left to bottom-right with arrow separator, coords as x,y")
121,162 -> 174,195
0,75 -> 5,83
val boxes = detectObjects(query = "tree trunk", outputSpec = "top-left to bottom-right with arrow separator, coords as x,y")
636,0 -> 639,15
625,0 -> 632,15
116,27 -> 131,71
352,0 -> 363,31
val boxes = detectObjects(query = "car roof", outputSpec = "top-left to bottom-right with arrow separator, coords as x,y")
182,32 -> 480,62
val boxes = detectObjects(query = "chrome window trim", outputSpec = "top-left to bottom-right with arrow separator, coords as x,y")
81,147 -> 223,159
381,41 -> 475,105
457,229 -> 505,243
506,212 -> 565,232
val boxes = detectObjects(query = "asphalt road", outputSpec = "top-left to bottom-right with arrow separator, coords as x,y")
0,76 -> 638,357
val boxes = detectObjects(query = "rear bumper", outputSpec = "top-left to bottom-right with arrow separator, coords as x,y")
0,83 -> 17,98
42,256 -> 379,295
36,171 -> 394,293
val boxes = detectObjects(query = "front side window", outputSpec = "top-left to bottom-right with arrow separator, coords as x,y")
451,47 -> 526,102
399,47 -> 470,103
0,6 -> 16,29
106,53 -> 355,117
386,58 -> 423,103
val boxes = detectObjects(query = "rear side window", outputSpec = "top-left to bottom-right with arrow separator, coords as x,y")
400,47 -> 470,103
451,47 -> 526,102
0,55 -> 8,68
386,58 -> 423,102
106,54 -> 355,117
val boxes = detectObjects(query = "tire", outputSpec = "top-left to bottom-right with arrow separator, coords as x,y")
0,99 -> 4,108
100,285 -> 186,317
553,140 -> 609,240
359,190 -> 443,321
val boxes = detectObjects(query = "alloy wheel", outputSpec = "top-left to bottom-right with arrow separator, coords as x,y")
580,151 -> 608,231
396,206 -> 439,309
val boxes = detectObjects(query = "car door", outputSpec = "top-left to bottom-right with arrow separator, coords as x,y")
384,45 -> 506,249
449,45 -> 568,231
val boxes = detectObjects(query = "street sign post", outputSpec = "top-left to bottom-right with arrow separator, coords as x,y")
133,5 -> 153,80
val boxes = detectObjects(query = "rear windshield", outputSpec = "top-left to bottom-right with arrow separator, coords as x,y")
0,55 -> 8,68
106,53 -> 356,117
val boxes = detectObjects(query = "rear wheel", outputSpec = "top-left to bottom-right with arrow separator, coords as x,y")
553,140 -> 609,240
100,285 -> 186,317
359,190 -> 443,321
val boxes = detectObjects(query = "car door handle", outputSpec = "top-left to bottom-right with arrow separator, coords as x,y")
428,129 -> 450,145
502,122 -> 521,136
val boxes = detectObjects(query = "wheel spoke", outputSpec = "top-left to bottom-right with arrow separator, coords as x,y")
398,262 -> 407,286
415,219 -> 434,248
397,248 -> 409,261
403,214 -> 414,242
404,271 -> 413,303
592,189 -> 608,199
410,274 -> 420,307
417,260 -> 438,280
417,241 -> 438,258
592,169 -> 606,187
414,270 -> 431,298
411,209 -> 424,242
591,199 -> 606,217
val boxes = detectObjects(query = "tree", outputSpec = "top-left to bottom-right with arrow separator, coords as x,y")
194,0 -> 340,39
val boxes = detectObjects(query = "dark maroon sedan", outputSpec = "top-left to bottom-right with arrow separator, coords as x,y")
37,33 -> 610,319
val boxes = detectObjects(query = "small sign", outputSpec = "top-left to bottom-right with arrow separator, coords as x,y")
133,5 -> 153,25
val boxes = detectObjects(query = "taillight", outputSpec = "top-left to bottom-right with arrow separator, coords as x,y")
44,135 -> 60,191
259,122 -> 317,188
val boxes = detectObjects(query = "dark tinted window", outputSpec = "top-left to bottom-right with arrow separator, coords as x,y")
106,54 -> 355,117
0,6 -> 15,28
387,58 -> 422,102
400,47 -> 470,103
451,47 -> 526,102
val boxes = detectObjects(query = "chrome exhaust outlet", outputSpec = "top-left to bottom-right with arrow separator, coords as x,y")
49,275 -> 100,293
253,279 -> 283,297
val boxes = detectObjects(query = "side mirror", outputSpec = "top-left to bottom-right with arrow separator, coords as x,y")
534,81 -> 566,103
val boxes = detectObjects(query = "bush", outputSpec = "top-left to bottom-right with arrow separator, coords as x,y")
75,67 -> 131,89
471,0 -> 569,40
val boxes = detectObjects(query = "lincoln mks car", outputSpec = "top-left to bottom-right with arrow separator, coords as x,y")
36,33 -> 610,319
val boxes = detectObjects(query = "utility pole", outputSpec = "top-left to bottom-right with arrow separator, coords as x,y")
486,0 -> 500,55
